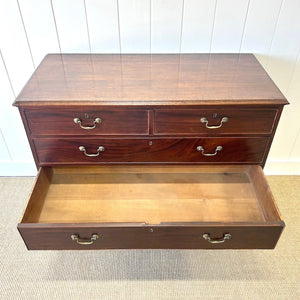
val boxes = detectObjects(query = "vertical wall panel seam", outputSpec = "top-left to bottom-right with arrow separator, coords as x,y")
239,0 -> 251,53
179,0 -> 185,53
266,0 -> 285,67
16,0 -> 36,69
50,0 -> 62,53
149,0 -> 152,53
116,0 -> 122,53
0,51 -> 13,161
288,127 -> 300,159
209,0 -> 218,53
83,0 -> 92,53
287,49 -> 300,158
0,128 -> 12,161
0,50 -> 16,98
285,48 -> 300,97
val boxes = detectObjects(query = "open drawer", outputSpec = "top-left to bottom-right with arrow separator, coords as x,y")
18,165 -> 284,250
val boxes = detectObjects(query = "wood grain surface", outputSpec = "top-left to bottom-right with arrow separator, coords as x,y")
33,137 -> 269,164
14,54 -> 288,106
154,108 -> 278,135
25,107 -> 149,135
18,225 -> 283,250
15,54 -> 286,250
18,165 -> 284,250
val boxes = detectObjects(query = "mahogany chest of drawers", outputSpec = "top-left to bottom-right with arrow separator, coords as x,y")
14,54 -> 288,250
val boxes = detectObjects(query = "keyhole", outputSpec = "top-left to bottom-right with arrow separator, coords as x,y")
85,113 -> 89,119
212,113 -> 218,119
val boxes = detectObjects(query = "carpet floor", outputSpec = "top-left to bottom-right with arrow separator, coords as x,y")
0,176 -> 299,300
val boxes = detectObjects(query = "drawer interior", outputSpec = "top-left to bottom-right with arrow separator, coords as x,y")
21,165 -> 282,225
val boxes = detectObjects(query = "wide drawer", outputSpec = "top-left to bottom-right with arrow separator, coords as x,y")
18,165 -> 284,250
33,137 -> 269,164
154,109 -> 278,135
24,107 -> 149,135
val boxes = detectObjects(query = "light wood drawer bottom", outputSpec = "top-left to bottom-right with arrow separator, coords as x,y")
18,165 -> 284,250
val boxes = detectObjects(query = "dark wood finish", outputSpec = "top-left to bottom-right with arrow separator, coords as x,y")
14,54 -> 288,250
33,137 -> 269,164
18,165 -> 284,250
24,107 -> 149,136
18,224 -> 283,250
261,106 -> 285,167
154,109 -> 278,135
18,108 -> 40,168
13,54 -> 288,106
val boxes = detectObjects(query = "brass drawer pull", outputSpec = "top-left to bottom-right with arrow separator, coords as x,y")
74,117 -> 101,129
203,233 -> 231,244
79,146 -> 105,157
71,234 -> 99,245
200,117 -> 228,129
197,145 -> 223,156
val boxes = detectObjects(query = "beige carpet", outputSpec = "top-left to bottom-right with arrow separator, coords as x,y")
0,176 -> 299,300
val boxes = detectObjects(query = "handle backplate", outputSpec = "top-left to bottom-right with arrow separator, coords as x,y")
71,233 -> 99,245
74,117 -> 101,130
200,116 -> 228,129
197,145 -> 223,156
79,146 -> 105,157
203,233 -> 231,244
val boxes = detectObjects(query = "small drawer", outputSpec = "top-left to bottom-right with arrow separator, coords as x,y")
18,165 -> 284,250
24,107 -> 149,136
34,138 -> 153,164
142,137 -> 268,163
33,137 -> 268,164
154,109 -> 278,135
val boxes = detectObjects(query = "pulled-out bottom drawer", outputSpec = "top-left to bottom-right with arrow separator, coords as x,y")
18,165 -> 284,250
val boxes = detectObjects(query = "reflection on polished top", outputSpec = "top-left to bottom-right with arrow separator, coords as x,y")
14,54 -> 287,106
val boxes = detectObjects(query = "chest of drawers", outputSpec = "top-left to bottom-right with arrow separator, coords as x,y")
14,54 -> 288,250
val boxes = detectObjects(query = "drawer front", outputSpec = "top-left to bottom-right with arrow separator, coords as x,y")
18,225 -> 283,250
24,107 -> 149,135
34,137 -> 268,164
154,109 -> 277,135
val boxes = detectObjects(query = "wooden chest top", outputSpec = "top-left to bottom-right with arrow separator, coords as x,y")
14,54 -> 287,106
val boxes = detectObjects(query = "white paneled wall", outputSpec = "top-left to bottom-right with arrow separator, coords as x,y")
119,0 -> 150,53
0,0 -> 299,175
86,0 -> 120,52
0,50 -> 35,176
151,0 -> 183,53
211,0 -> 250,52
18,0 -> 60,64
181,0 -> 217,52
